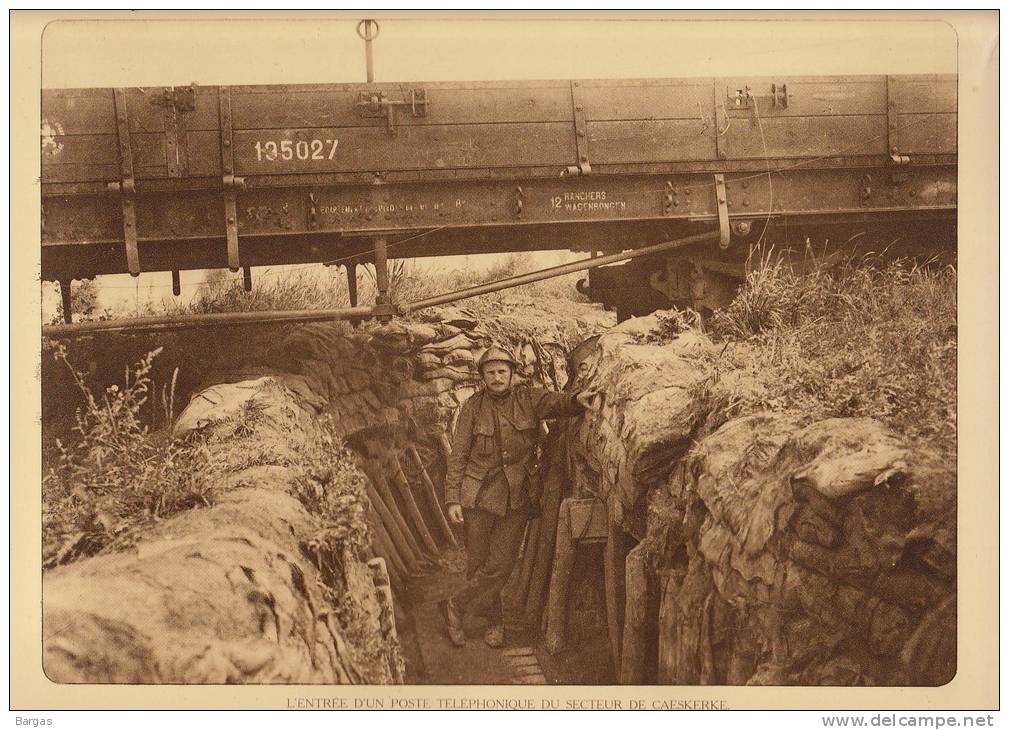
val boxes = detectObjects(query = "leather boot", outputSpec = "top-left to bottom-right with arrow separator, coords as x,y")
438,599 -> 466,648
483,624 -> 505,648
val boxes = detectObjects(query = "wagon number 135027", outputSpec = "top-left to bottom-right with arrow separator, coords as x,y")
254,139 -> 339,162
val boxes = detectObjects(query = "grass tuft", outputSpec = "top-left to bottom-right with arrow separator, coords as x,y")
42,344 -> 215,569
709,253 -> 956,452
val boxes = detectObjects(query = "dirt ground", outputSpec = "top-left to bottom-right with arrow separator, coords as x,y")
399,546 -> 614,685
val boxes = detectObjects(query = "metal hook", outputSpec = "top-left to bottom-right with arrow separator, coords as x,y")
357,19 -> 380,82
356,18 -> 380,41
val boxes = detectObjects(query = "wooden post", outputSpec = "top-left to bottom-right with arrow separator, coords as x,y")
366,482 -> 420,575
346,262 -> 358,306
406,445 -> 458,547
373,236 -> 392,322
368,508 -> 408,580
368,468 -> 426,563
656,569 -> 688,684
59,279 -> 73,324
619,541 -> 653,684
544,498 -> 577,654
603,503 -> 628,676
373,532 -> 404,589
390,456 -> 440,558
523,439 -> 567,624
345,262 -> 361,328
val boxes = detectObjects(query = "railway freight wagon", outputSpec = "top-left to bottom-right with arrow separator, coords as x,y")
41,74 -> 956,321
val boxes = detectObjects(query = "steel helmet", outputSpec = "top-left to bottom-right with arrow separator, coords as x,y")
478,346 -> 519,372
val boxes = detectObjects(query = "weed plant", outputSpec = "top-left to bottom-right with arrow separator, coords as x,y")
709,252 -> 956,451
42,344 -> 214,568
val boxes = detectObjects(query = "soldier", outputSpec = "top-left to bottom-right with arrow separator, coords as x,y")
439,345 -> 596,648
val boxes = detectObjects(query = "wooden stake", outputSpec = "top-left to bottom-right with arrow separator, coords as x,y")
619,541 -> 652,684
366,482 -> 420,574
391,456 -> 440,558
406,445 -> 458,548
524,445 -> 566,624
369,509 -> 408,580
544,498 -> 577,654
368,469 -> 426,563
603,502 -> 628,676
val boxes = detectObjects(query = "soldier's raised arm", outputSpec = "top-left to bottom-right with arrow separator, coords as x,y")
526,385 -> 585,420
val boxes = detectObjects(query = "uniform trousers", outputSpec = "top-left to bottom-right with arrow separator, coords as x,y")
453,507 -> 528,625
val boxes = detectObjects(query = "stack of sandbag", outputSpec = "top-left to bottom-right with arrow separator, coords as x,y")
179,304 -> 611,592
562,314 -> 956,686
46,376 -> 403,684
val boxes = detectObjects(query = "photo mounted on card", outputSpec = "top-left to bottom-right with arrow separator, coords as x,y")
11,10 -> 998,710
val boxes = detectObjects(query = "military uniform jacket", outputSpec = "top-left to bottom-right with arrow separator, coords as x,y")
444,385 -> 582,515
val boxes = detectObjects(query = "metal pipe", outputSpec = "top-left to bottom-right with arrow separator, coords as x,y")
359,19 -> 378,83
42,305 -> 376,338
402,229 -> 718,312
41,229 -> 717,338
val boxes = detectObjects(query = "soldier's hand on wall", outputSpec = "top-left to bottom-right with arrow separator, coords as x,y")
576,358 -> 597,382
447,504 -> 465,524
575,388 -> 601,411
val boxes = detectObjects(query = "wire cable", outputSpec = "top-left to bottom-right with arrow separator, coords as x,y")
751,96 -> 774,250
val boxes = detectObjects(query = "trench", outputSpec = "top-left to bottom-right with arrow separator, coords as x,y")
42,304 -> 617,684
42,303 -> 956,686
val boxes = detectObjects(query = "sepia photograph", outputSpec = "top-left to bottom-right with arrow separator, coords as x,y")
11,10 -> 998,713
